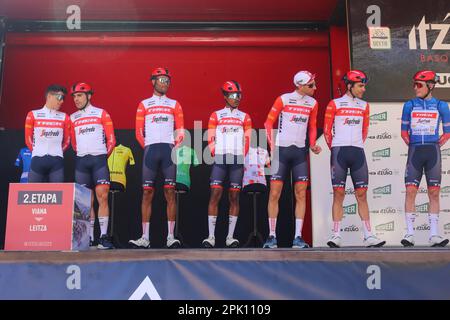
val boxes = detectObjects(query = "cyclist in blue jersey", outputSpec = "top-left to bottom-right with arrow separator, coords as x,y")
401,70 -> 450,247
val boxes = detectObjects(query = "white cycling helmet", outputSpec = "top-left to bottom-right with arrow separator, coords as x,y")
293,70 -> 315,87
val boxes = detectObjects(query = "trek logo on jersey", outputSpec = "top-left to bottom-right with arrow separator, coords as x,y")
35,120 -> 64,127
147,107 -> 172,114
219,118 -> 244,126
370,112 -> 387,121
373,184 -> 391,195
343,118 -> 361,125
78,127 -> 95,135
375,221 -> 394,232
221,127 -> 240,134
344,203 -> 357,215
40,129 -> 60,138
412,112 -> 438,119
341,224 -> 359,232
151,116 -> 169,123
415,202 -> 429,213
289,115 -> 308,124
372,148 -> 390,158
74,118 -> 100,125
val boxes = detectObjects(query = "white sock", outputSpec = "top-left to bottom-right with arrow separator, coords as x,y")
429,213 -> 439,237
98,216 -> 109,236
90,218 -> 95,240
332,221 -> 341,236
405,212 -> 415,235
362,220 -> 372,239
142,222 -> 150,240
208,215 -> 217,238
168,220 -> 175,238
227,215 -> 238,239
269,218 -> 277,237
295,219 -> 304,238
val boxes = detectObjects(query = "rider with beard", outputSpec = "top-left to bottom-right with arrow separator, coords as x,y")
70,82 -> 116,249
129,68 -> 185,249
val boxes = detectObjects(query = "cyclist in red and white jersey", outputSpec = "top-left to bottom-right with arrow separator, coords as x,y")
323,70 -> 385,248
129,68 -> 185,249
70,82 -> 116,249
25,84 -> 70,183
202,81 -> 252,248
262,71 -> 321,249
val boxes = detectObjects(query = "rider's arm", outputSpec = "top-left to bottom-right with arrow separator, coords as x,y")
135,103 -> 146,149
438,100 -> 450,146
362,103 -> 370,142
24,111 -> 34,152
323,100 -> 336,149
243,113 -> 252,156
308,101 -> 319,147
62,114 -> 71,152
401,101 -> 412,145
207,112 -> 218,157
264,96 -> 283,151
101,110 -> 116,157
174,102 -> 185,147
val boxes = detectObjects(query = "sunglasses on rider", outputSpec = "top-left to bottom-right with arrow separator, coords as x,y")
156,77 -> 171,85
227,93 -> 242,99
51,93 -> 65,101
413,82 -> 425,89
306,82 -> 317,88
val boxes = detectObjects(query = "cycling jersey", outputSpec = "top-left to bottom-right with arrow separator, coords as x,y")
208,106 -> 252,156
264,91 -> 318,148
15,147 -> 32,183
107,144 -> 135,188
24,106 -> 71,158
324,94 -> 370,148
243,147 -> 269,187
176,145 -> 200,188
135,94 -> 184,147
401,97 -> 450,145
70,104 -> 116,157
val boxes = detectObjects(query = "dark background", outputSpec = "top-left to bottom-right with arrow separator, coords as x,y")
349,0 -> 450,101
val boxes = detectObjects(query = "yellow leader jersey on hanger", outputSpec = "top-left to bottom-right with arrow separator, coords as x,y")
108,144 -> 135,188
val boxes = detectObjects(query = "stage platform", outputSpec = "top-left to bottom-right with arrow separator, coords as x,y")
0,248 -> 449,299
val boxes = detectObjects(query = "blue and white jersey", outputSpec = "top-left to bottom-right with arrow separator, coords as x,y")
15,147 -> 32,182
401,97 -> 450,145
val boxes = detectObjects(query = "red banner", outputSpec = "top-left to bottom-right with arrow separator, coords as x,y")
5,183 -> 76,251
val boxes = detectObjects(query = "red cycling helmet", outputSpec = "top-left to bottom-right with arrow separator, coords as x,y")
71,82 -> 93,95
413,70 -> 437,83
343,70 -> 368,84
151,67 -> 171,80
222,80 -> 242,95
